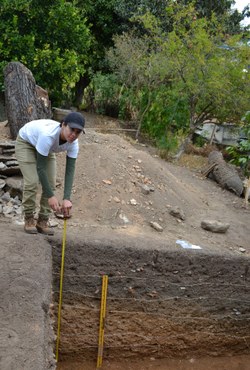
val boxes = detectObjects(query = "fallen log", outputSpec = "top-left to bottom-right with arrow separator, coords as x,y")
207,151 -> 244,196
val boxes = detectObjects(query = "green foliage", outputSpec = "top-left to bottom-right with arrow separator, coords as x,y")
75,0 -> 124,74
142,88 -> 189,136
107,32 -> 160,89
104,2 -> 250,152
113,0 -> 175,34
0,0 -> 91,105
162,6 -> 250,125
156,131 -> 179,153
193,135 -> 207,147
113,0 -> 245,36
1,0 -> 248,110
86,73 -> 121,116
179,1 -> 249,34
77,0 -> 119,43
118,88 -> 139,121
140,88 -> 189,154
190,0 -> 233,16
226,112 -> 250,176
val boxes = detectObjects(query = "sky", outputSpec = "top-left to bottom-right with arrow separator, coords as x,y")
232,0 -> 250,25
233,0 -> 249,11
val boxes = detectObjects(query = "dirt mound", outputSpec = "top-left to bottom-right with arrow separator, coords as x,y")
0,112 -> 249,252
40,111 -> 249,254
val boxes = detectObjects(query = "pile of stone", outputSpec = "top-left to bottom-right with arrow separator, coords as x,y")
0,141 -> 23,221
0,141 -> 20,175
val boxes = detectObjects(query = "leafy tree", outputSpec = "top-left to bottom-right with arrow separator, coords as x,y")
179,1 -> 249,34
88,72 -> 121,116
1,0 -> 247,108
107,30 -> 172,138
113,0 -> 248,35
181,0 -> 233,18
106,3 -> 250,156
228,6 -> 250,34
0,0 -> 91,105
113,0 -> 174,34
74,0 -> 247,106
72,0 -> 125,105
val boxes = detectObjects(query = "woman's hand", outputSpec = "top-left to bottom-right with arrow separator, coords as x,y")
48,196 -> 61,213
61,199 -> 72,218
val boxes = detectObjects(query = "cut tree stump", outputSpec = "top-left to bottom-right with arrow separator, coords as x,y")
4,62 -> 52,139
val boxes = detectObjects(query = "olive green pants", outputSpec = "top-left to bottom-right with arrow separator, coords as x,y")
15,135 -> 56,218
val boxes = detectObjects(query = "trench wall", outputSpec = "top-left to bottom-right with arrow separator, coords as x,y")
51,239 -> 250,362
0,224 -> 56,370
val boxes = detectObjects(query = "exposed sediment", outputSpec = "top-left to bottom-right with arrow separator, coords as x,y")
51,234 -> 250,362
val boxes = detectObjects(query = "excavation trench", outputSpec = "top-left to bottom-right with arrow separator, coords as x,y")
51,237 -> 250,368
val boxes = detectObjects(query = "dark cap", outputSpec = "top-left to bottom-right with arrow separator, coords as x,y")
64,112 -> 85,133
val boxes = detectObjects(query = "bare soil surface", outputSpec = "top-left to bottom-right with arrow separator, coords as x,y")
53,111 -> 249,254
1,112 -> 250,370
1,111 -> 249,252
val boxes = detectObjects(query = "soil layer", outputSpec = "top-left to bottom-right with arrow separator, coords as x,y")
51,232 -> 250,363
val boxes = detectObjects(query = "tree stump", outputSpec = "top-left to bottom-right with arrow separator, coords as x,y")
208,151 -> 244,196
4,62 -> 52,139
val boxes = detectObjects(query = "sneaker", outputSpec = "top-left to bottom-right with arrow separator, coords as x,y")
36,218 -> 54,235
24,214 -> 37,234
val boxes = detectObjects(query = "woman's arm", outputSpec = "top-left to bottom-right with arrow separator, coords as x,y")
36,152 -> 54,197
61,156 -> 76,217
63,156 -> 76,200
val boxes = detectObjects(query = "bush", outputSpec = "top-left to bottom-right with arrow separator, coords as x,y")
226,113 -> 250,176
86,73 -> 121,116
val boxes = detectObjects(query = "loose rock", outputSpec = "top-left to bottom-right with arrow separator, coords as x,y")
130,199 -> 137,206
239,247 -> 246,253
201,220 -> 230,233
140,184 -> 151,195
169,206 -> 186,221
150,221 -> 163,232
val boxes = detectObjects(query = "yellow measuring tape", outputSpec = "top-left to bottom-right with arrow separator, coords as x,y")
56,218 -> 67,362
97,275 -> 109,368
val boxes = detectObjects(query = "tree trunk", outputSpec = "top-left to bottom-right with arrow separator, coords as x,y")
174,123 -> 199,161
173,134 -> 193,161
4,62 -> 52,139
74,74 -> 90,108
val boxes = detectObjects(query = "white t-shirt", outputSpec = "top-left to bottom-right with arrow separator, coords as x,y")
19,119 -> 79,158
